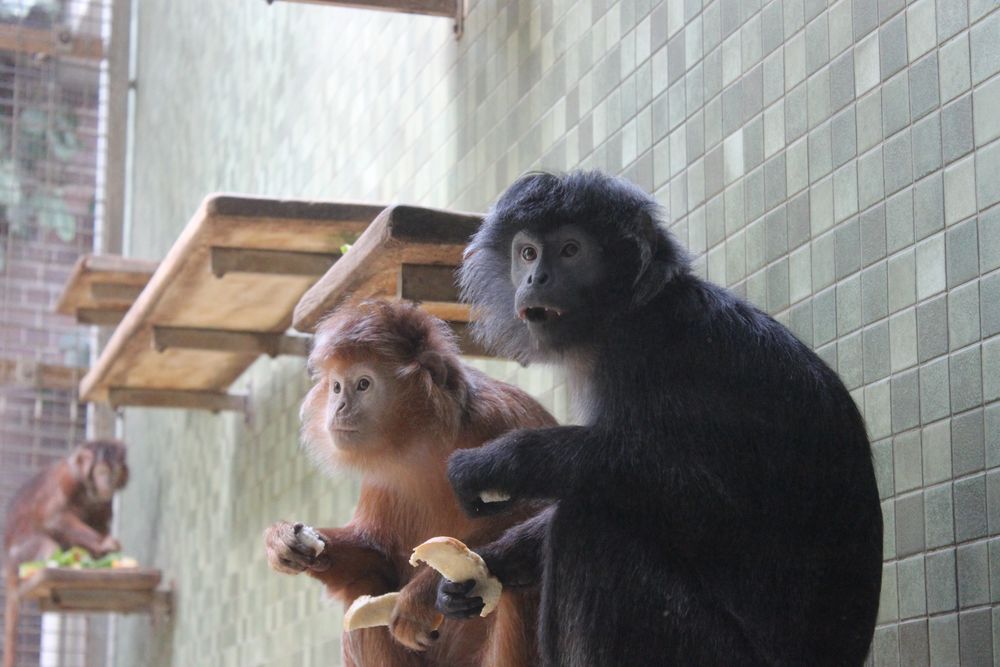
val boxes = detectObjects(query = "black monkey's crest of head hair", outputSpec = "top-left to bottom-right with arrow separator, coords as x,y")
459,170 -> 688,362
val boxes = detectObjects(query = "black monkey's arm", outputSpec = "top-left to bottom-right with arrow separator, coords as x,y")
437,506 -> 554,619
448,426 -> 592,515
478,504 -> 553,587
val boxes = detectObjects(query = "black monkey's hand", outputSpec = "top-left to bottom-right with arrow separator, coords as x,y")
447,445 -> 514,517
436,578 -> 485,619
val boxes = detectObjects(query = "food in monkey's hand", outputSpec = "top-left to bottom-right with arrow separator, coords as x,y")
17,547 -> 139,579
343,592 -> 402,631
478,489 -> 511,503
293,523 -> 325,557
410,537 -> 501,617
343,592 -> 446,634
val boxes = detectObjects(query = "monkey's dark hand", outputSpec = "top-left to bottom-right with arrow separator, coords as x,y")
436,579 -> 485,619
263,521 -> 331,575
447,444 -> 515,517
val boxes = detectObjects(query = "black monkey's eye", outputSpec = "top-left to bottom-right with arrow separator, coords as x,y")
332,381 -> 341,394
520,246 -> 537,261
357,378 -> 371,391
561,241 -> 580,257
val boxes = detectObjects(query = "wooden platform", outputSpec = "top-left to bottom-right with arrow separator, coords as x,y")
79,195 -> 384,410
293,205 -> 482,337
17,568 -> 166,614
56,254 -> 159,326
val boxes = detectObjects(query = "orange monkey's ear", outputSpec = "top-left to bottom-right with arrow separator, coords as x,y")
69,447 -> 94,478
417,350 -> 449,388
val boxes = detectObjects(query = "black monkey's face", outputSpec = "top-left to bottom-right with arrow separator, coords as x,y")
509,224 -> 605,349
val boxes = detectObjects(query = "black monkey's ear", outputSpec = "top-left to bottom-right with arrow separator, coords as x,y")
627,213 -> 686,309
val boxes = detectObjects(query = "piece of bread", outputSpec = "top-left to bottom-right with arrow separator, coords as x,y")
294,524 -> 325,557
409,537 -> 502,617
343,592 -> 401,631
478,489 -> 511,503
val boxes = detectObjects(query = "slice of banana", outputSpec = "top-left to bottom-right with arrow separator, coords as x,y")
409,537 -> 502,617
343,592 -> 401,631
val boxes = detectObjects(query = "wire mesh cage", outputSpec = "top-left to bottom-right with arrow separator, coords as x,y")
0,1 -> 112,665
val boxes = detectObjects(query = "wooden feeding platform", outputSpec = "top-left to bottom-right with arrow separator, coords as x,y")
292,204 -> 486,355
17,568 -> 168,614
78,195 -> 384,412
56,254 -> 159,326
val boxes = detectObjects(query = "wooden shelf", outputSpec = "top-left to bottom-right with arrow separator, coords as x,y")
292,205 -> 487,355
17,568 -> 167,614
79,195 -> 384,410
56,254 -> 158,326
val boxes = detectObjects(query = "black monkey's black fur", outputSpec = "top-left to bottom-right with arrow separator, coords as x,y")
444,171 -> 883,666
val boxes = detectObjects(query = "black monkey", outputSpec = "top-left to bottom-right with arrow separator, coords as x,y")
437,171 -> 883,666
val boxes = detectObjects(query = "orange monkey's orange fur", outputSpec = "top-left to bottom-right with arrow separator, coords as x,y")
3,440 -> 128,667
264,301 -> 555,667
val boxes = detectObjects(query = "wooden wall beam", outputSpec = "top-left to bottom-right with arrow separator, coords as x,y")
210,247 -> 340,278
152,326 -> 309,357
0,359 -> 85,390
0,24 -> 104,59
108,388 -> 247,412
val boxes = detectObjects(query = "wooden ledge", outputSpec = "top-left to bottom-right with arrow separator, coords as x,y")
80,195 -> 384,406
18,568 -> 167,614
293,204 -> 482,334
57,254 -> 158,326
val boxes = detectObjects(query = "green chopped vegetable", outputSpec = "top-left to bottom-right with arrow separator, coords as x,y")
17,547 -> 137,578
340,243 -> 352,255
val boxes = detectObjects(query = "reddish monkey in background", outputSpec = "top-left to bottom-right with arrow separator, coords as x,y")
3,439 -> 128,667
264,301 -> 555,667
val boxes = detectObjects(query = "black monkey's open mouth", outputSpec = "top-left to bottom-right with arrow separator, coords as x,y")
519,307 -> 564,323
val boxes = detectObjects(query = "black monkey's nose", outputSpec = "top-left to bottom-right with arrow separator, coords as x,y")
529,271 -> 549,285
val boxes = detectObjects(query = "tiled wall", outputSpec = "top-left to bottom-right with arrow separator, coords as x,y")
114,0 -> 999,665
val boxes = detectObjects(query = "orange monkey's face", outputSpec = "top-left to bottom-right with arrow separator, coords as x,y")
301,356 -> 400,468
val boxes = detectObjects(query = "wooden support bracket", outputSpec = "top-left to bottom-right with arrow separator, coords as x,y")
269,0 -> 465,38
108,387 -> 248,413
210,247 -> 340,278
90,282 -> 145,302
152,326 -> 309,358
398,264 -> 460,302
447,321 -> 488,358
77,307 -> 129,326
